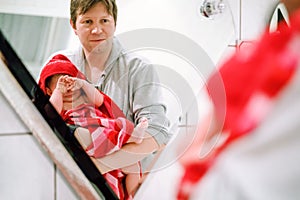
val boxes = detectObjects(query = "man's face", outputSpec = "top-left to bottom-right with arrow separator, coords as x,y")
71,2 -> 116,55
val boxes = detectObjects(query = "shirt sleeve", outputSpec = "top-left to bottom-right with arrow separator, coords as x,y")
130,61 -> 172,146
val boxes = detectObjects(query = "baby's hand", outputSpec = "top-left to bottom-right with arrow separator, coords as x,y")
65,76 -> 84,91
56,75 -> 69,94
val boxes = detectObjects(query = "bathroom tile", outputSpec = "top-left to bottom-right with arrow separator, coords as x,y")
241,0 -> 279,40
0,91 -> 29,134
56,169 -> 79,200
217,45 -> 237,67
227,0 -> 241,44
0,134 -> 54,200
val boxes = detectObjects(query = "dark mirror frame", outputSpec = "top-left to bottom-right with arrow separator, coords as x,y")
0,29 -> 118,200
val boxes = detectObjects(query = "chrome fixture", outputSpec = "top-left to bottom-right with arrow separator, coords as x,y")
200,0 -> 226,19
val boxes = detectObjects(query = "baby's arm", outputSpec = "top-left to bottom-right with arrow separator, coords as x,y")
68,77 -> 104,107
49,76 -> 67,113
81,80 -> 104,107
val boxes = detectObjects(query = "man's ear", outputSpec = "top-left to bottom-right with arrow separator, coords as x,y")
46,87 -> 52,96
70,19 -> 78,35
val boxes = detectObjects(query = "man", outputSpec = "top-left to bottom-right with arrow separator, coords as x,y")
43,0 -> 171,198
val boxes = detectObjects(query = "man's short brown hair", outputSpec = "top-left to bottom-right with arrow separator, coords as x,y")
70,0 -> 118,28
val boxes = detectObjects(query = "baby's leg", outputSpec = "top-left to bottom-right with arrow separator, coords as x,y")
128,117 -> 148,144
126,173 -> 141,197
74,127 -> 92,149
123,163 -> 142,197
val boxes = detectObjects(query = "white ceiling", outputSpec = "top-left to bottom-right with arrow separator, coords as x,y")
0,0 -> 70,18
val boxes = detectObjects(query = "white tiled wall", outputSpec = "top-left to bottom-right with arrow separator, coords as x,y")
0,91 -> 28,134
0,91 -> 79,200
0,0 -> 280,199
0,134 -> 54,200
241,0 -> 280,40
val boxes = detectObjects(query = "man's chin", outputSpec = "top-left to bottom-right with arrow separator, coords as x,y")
93,39 -> 114,53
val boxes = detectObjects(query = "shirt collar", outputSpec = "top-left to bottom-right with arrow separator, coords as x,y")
102,37 -> 124,74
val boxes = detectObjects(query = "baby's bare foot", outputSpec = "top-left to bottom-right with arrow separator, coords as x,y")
137,117 -> 148,129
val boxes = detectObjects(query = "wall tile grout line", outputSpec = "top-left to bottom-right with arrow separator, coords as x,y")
0,132 -> 32,136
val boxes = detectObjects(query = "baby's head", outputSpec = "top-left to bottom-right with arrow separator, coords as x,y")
38,54 -> 85,96
44,73 -> 67,96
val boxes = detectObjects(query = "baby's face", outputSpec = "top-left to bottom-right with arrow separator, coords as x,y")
47,74 -> 62,95
62,88 -> 82,103
47,74 -> 83,104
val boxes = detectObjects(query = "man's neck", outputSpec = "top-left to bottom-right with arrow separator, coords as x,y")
84,46 -> 111,84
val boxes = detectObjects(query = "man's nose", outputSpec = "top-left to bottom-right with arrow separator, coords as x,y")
91,24 -> 102,34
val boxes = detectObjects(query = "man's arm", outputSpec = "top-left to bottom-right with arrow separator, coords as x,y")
95,132 -> 162,174
74,127 -> 161,174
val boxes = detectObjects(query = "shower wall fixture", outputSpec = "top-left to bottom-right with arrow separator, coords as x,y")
200,0 -> 226,19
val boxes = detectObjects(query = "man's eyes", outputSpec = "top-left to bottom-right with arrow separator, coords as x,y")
102,19 -> 109,23
82,18 -> 110,25
84,19 -> 93,24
